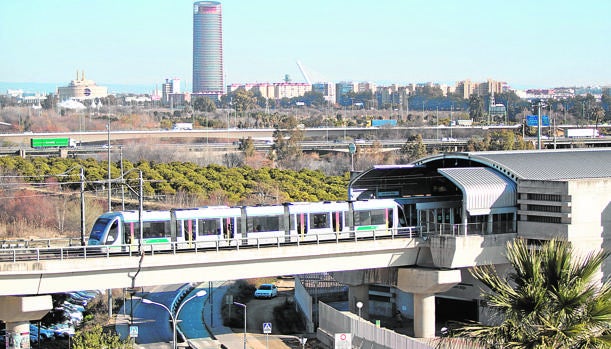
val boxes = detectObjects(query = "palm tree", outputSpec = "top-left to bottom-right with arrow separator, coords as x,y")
449,238 -> 610,349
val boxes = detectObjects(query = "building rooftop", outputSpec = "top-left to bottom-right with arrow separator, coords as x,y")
418,148 -> 611,181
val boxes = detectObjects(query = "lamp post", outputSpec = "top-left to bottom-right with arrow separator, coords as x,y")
356,301 -> 363,338
233,302 -> 247,349
107,117 -> 111,212
140,290 -> 207,349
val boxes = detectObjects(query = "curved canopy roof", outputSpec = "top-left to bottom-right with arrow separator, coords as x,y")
438,167 -> 516,215
416,148 -> 611,181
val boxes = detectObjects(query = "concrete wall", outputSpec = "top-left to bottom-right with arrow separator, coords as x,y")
518,178 -> 611,283
293,276 -> 314,333
395,290 -> 414,319
429,234 -> 515,269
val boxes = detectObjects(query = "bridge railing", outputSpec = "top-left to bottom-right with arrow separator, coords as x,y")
0,226 -> 421,262
423,222 -> 515,236
0,237 -> 85,249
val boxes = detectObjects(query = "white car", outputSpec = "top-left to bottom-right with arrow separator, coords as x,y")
254,284 -> 278,299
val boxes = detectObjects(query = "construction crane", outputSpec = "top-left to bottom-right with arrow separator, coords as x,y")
296,60 -> 312,85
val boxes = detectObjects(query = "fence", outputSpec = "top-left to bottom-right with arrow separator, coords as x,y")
317,302 -> 432,349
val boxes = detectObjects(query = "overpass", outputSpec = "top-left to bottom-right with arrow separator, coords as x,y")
0,148 -> 609,341
0,227 -> 507,339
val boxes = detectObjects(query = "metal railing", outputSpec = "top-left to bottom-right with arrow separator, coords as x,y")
0,226 -> 421,263
0,237 -> 85,249
423,222 -> 515,237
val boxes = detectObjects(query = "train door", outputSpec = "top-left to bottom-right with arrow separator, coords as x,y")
331,210 -> 344,237
296,213 -> 308,239
224,217 -> 235,240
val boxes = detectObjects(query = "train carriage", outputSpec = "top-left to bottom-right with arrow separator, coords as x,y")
87,199 -> 410,251
241,205 -> 286,245
350,199 -> 401,238
171,206 -> 241,248
88,210 -> 172,249
286,201 -> 349,242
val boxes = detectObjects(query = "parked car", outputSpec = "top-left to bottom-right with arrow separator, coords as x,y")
254,284 -> 278,299
49,323 -> 75,339
63,301 -> 85,313
29,324 -> 54,341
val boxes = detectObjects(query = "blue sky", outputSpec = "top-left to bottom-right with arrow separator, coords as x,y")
1,0 -> 609,90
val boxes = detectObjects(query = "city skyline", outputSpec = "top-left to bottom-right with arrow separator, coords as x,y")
0,0 -> 610,91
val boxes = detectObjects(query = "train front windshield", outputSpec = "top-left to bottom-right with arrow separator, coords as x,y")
88,218 -> 111,245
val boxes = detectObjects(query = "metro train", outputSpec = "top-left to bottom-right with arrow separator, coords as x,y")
87,199 -> 410,249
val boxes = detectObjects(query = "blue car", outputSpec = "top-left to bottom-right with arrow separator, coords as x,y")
29,325 -> 55,341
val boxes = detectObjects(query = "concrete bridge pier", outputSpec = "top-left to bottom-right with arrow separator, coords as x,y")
348,285 -> 369,320
396,268 -> 461,338
0,295 -> 53,348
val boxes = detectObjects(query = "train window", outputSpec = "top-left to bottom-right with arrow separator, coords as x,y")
354,209 -> 391,226
142,221 -> 171,239
106,220 -> 119,245
198,218 -> 221,236
310,213 -> 329,229
90,218 -> 110,242
248,215 -> 284,233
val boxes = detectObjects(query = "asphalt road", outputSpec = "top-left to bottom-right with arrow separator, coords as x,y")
131,285 -> 178,345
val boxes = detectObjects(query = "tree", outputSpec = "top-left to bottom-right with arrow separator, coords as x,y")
270,115 -> 304,169
239,137 -> 256,158
450,238 -> 610,348
469,95 -> 485,123
192,96 -> 216,113
232,88 -> 257,113
400,134 -> 427,162
72,324 -> 130,349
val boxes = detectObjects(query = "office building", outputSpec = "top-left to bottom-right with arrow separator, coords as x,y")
312,82 -> 336,104
162,78 -> 181,106
193,1 -> 224,96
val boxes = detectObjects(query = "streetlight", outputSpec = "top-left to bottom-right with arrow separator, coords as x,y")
233,302 -> 247,349
140,290 -> 207,349
356,301 -> 363,338
107,116 -> 111,212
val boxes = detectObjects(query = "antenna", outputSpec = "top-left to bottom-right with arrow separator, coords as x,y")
296,61 -> 312,85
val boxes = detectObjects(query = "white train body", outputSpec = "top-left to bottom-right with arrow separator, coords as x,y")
87,199 -> 407,249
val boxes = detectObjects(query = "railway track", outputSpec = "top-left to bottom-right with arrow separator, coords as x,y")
0,229 -> 420,263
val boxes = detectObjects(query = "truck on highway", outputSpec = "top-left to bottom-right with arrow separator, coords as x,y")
30,137 -> 78,148
172,122 -> 193,130
566,128 -> 599,138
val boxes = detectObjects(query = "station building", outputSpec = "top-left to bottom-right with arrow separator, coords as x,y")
337,148 -> 610,332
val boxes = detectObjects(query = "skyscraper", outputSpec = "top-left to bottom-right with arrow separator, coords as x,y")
193,1 -> 223,95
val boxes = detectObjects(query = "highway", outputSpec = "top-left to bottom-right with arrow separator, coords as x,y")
0,125 -> 525,144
